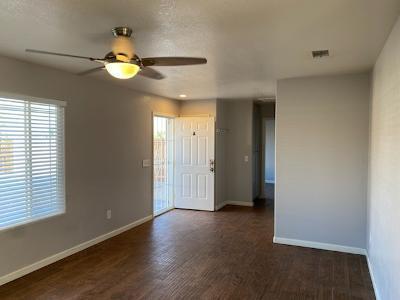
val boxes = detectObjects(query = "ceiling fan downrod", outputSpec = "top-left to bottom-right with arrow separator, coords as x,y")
111,27 -> 133,38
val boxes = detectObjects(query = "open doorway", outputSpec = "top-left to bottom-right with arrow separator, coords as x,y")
263,118 -> 275,201
253,101 -> 276,204
152,114 -> 216,215
153,115 -> 174,216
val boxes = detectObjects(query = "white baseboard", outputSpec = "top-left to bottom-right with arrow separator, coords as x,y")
215,201 -> 227,210
216,201 -> 254,210
366,253 -> 381,300
273,237 -> 380,298
273,236 -> 366,255
0,215 -> 153,286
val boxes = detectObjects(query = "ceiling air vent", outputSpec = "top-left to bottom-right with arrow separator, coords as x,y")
312,50 -> 329,58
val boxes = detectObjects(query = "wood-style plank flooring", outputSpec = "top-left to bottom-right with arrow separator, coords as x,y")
0,201 -> 375,299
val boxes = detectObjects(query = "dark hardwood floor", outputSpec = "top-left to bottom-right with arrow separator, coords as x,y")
0,202 -> 374,299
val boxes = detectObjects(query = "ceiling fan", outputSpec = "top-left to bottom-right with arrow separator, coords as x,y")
26,27 -> 207,80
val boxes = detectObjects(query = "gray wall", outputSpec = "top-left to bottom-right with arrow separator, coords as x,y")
368,16 -> 400,300
179,99 -> 216,117
216,100 -> 253,205
275,73 -> 370,248
215,100 -> 228,207
0,55 -> 180,278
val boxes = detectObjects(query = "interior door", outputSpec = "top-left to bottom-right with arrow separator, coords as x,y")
175,117 -> 215,211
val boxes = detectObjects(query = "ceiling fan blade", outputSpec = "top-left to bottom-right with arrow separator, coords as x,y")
26,49 -> 102,61
77,66 -> 105,76
141,57 -> 207,67
138,67 -> 165,80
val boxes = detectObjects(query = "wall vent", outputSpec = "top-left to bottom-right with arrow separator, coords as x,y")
312,50 -> 330,58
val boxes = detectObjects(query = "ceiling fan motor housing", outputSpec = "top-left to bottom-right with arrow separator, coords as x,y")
112,27 -> 133,38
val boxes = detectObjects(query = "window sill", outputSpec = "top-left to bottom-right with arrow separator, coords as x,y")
0,209 -> 66,232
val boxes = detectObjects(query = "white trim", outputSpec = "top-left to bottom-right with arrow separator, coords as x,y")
265,180 -> 275,184
273,236 -> 366,255
0,92 -> 66,106
366,254 -> 381,300
153,111 -> 178,118
178,114 -> 212,117
0,211 -> 65,233
0,215 -> 153,286
216,201 -> 254,210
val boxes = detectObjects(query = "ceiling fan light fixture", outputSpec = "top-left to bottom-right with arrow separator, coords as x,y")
25,27 -> 207,81
105,62 -> 140,79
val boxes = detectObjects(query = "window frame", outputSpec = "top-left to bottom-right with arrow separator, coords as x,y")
0,92 -> 66,231
152,114 -> 175,216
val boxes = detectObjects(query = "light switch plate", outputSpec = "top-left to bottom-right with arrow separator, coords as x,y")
142,159 -> 152,168
244,155 -> 249,162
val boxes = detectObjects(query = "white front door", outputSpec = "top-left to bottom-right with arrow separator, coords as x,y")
175,117 -> 215,211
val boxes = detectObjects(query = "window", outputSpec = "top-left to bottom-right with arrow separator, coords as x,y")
0,94 -> 65,230
153,116 -> 174,215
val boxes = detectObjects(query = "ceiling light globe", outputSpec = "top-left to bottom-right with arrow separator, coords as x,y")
105,62 -> 140,79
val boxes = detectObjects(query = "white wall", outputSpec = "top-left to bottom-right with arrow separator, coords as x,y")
0,55 -> 180,278
276,73 -> 370,249
368,16 -> 400,300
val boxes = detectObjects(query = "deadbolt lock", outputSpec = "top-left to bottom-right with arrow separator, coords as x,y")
210,159 -> 215,173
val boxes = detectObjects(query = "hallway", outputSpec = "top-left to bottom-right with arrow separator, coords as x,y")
0,204 -> 374,299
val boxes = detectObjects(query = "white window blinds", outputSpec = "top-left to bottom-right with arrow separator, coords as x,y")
0,95 -> 65,230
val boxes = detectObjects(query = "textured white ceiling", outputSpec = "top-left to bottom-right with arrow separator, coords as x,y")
0,0 -> 399,100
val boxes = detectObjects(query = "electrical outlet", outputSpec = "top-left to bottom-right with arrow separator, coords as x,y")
106,209 -> 112,219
